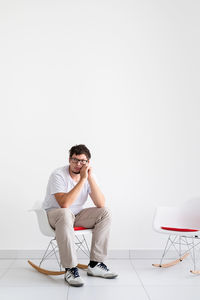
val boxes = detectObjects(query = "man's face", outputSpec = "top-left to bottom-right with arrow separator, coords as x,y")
69,154 -> 89,174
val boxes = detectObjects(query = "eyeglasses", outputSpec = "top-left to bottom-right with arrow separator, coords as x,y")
70,158 -> 88,165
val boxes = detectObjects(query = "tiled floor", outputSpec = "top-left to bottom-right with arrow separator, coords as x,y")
0,258 -> 200,299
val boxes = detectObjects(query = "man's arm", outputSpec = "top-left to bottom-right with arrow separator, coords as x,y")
88,168 -> 105,208
54,166 -> 88,208
54,178 -> 86,208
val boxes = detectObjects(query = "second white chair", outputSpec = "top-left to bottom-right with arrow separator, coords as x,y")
152,198 -> 200,273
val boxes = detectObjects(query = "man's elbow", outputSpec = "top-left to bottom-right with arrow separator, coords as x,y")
97,198 -> 105,208
97,204 -> 105,208
60,204 -> 70,208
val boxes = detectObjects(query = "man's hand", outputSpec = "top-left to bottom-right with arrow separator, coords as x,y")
80,165 -> 89,180
88,166 -> 93,180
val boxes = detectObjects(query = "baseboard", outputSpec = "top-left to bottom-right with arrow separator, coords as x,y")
0,249 -> 176,260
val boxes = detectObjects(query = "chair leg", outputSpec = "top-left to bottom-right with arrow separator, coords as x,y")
28,234 -> 90,275
152,235 -> 189,268
75,234 -> 90,259
183,236 -> 200,273
39,238 -> 61,270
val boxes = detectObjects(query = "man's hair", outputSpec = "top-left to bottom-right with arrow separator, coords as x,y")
69,144 -> 91,160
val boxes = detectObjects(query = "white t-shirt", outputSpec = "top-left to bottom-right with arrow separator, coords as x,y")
42,165 -> 92,215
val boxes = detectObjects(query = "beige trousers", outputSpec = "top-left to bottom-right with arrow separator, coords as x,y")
47,207 -> 111,268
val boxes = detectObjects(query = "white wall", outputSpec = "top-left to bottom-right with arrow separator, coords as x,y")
0,0 -> 200,251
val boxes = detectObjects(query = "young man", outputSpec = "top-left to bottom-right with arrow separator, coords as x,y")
42,144 -> 118,287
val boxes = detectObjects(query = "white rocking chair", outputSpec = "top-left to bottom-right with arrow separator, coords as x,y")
152,198 -> 200,273
28,202 -> 92,275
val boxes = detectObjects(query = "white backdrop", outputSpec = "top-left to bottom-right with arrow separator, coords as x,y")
0,0 -> 200,251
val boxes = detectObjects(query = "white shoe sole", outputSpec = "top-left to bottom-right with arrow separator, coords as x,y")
87,272 -> 118,279
65,278 -> 84,287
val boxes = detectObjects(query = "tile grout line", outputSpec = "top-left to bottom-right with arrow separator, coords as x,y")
0,258 -> 17,281
129,252 -> 152,300
67,285 -> 70,300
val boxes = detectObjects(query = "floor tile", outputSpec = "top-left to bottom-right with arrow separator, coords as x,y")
0,264 -> 65,287
131,259 -> 200,286
0,259 -> 16,269
0,286 -> 68,300
146,285 -> 200,300
0,260 -> 17,279
68,285 -> 148,300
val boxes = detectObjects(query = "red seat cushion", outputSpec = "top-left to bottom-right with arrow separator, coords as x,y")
161,226 -> 198,232
74,226 -> 88,231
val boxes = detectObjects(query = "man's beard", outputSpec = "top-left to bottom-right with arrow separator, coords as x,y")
72,170 -> 80,174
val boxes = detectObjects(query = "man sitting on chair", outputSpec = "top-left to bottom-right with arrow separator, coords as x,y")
42,144 -> 118,287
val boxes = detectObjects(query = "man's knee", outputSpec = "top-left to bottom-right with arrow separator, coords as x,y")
57,208 -> 75,225
98,207 -> 112,222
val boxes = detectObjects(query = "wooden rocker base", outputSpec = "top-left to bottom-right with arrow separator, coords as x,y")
28,260 -> 88,276
152,253 -> 189,268
190,270 -> 200,274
